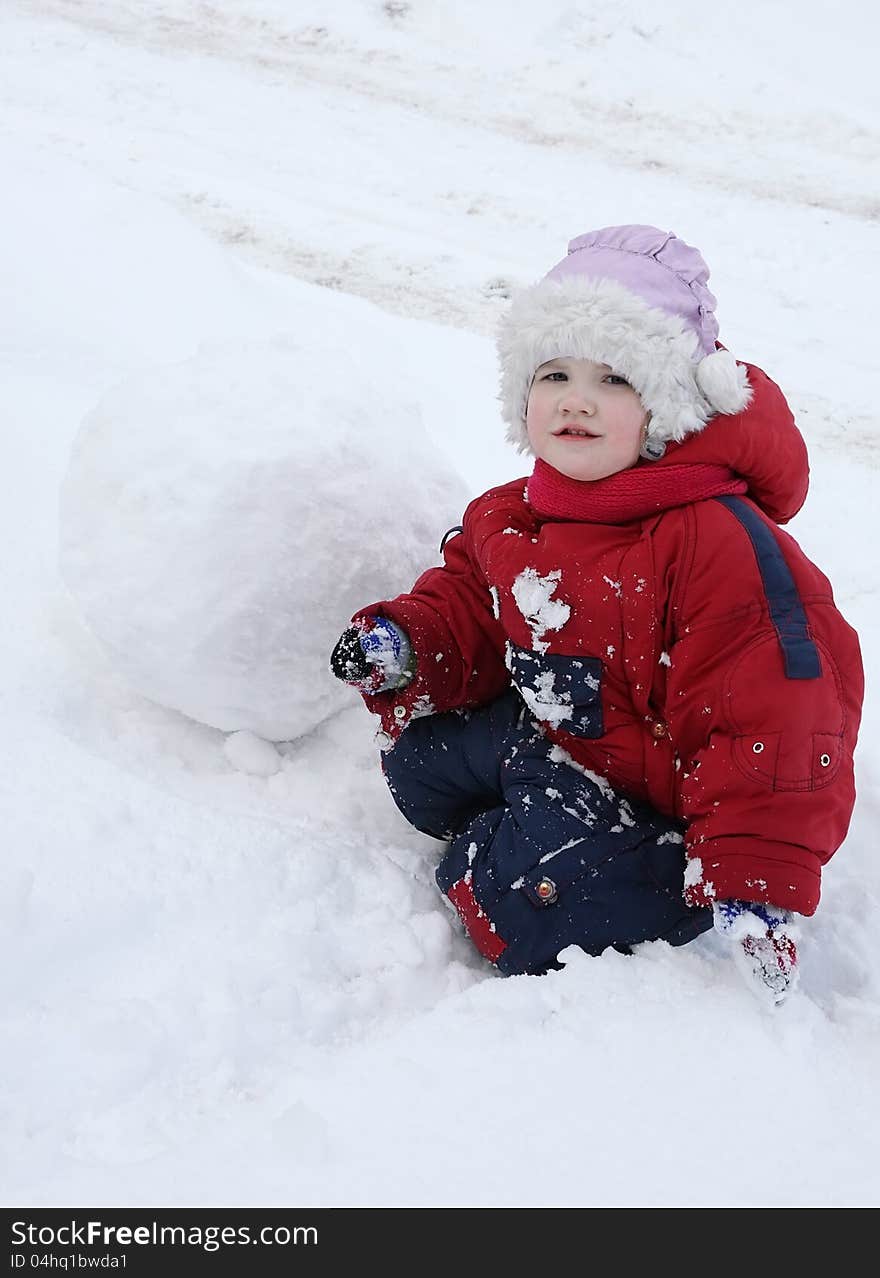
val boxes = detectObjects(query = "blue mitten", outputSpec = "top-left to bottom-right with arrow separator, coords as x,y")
713,898 -> 800,1006
330,616 -> 414,695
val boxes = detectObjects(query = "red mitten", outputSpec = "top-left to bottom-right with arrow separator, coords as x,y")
713,899 -> 800,1006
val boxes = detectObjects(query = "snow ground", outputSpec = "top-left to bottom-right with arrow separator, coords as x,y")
2,1 -> 879,1206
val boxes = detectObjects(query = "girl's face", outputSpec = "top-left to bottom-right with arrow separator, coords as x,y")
525,357 -> 648,482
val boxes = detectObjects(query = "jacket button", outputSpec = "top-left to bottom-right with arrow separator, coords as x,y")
536,877 -> 558,904
375,730 -> 393,750
650,720 -> 668,739
393,705 -> 407,720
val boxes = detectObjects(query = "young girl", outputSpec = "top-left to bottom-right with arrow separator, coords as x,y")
330,225 -> 864,1005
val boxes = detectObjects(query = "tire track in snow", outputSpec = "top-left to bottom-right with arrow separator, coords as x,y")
21,0 -> 880,226
794,396 -> 880,470
175,191 -> 510,334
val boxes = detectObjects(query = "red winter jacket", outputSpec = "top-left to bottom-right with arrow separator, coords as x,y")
357,364 -> 863,916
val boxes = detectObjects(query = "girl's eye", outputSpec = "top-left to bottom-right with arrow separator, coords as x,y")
541,370 -> 568,381
605,374 -> 631,387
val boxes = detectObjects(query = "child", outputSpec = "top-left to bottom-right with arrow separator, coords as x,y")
330,225 -> 864,1005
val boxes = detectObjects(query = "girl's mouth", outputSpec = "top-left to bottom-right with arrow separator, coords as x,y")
556,426 -> 599,438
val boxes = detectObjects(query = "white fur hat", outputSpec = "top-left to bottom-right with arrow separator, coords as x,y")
498,226 -> 752,458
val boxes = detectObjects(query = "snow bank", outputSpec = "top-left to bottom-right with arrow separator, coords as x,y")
59,338 -> 470,739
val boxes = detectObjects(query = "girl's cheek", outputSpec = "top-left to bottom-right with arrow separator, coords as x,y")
525,404 -> 545,450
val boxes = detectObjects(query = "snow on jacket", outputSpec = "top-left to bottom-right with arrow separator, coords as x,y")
356,363 -> 863,917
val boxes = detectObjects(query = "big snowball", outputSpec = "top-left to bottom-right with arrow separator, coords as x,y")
59,338 -> 471,740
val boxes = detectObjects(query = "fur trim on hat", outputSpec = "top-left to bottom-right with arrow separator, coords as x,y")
498,276 -> 751,455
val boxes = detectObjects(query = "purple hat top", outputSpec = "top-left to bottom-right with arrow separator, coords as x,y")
545,226 -> 720,357
498,224 -> 751,458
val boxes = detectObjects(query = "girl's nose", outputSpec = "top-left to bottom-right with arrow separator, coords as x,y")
561,388 -> 595,414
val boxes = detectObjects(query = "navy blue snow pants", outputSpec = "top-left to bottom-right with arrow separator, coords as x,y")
382,690 -> 712,975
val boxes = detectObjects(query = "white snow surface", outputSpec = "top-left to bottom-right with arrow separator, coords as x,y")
2,0 -> 879,1207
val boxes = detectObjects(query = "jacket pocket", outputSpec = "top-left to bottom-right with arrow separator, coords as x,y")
726,634 -> 846,793
507,642 -> 604,738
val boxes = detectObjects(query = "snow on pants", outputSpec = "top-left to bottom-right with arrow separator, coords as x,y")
382,690 -> 712,975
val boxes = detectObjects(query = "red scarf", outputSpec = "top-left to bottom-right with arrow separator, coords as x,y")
527,457 -> 747,524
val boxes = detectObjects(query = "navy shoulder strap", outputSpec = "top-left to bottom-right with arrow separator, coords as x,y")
713,495 -> 821,680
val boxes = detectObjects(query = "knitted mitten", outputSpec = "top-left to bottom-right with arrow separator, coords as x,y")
713,898 -> 800,1006
330,616 -> 415,695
